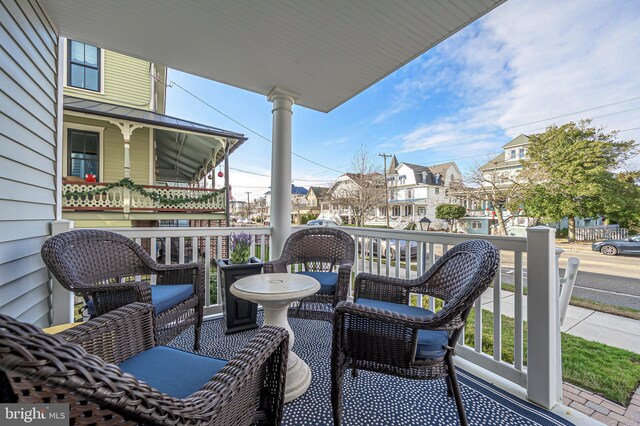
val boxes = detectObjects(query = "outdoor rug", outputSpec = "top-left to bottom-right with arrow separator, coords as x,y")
170,313 -> 574,426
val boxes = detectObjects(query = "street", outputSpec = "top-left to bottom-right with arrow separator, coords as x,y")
489,249 -> 638,310
559,250 -> 640,310
363,246 -> 640,310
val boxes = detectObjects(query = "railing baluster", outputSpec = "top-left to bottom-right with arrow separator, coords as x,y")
368,237 -> 374,274
514,251 -> 524,371
493,252 -> 502,361
192,237 -> 198,262
260,235 -> 266,260
179,237 -> 185,264
204,236 -> 211,306
394,239 -> 400,278
376,237 -> 382,275
164,237 -> 171,265
404,240 -> 410,280
474,296 -> 483,352
150,237 -> 157,260
416,243 -> 423,308
250,234 -> 256,258
385,238 -> 390,277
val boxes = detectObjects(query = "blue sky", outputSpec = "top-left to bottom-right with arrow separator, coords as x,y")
166,0 -> 640,201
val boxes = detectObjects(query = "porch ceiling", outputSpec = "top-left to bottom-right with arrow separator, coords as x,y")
41,0 -> 504,112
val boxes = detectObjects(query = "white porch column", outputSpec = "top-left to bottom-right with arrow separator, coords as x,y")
268,87 -> 299,258
526,226 -> 562,408
50,219 -> 74,325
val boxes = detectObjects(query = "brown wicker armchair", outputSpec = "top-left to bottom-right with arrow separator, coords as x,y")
41,229 -> 205,350
0,303 -> 289,425
331,239 -> 499,426
264,227 -> 355,322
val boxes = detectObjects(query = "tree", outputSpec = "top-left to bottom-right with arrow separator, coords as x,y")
449,163 -> 523,236
435,204 -> 466,232
331,146 -> 384,227
517,120 -> 637,241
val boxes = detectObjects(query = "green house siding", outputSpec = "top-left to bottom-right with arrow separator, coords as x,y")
64,49 -> 152,109
64,115 -> 151,185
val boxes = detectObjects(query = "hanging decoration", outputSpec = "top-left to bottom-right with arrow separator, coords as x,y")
217,165 -> 224,178
63,178 -> 225,206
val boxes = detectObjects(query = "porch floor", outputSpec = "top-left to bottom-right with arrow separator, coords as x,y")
170,314 -> 574,425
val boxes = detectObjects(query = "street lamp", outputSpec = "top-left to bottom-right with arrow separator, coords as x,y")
418,216 -> 431,231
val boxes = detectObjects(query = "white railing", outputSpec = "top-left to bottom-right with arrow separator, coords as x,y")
62,182 -> 225,213
52,222 -> 560,409
93,226 -> 272,316
62,182 -> 124,210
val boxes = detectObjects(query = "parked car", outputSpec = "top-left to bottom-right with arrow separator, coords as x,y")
306,219 -> 339,227
365,239 -> 418,260
591,234 -> 640,256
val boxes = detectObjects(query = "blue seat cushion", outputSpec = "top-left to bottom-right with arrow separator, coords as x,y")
118,346 -> 227,399
295,271 -> 338,294
356,298 -> 449,361
86,284 -> 193,316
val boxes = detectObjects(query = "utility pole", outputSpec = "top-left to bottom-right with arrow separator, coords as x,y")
245,191 -> 251,221
379,153 -> 392,229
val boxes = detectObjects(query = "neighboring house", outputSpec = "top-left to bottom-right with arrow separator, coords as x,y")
262,184 -> 309,224
306,186 -> 329,219
369,159 -> 462,229
457,135 -> 532,235
61,39 -> 246,228
321,173 -> 382,225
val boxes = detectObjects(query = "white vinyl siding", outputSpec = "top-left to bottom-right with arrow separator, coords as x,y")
0,0 -> 58,327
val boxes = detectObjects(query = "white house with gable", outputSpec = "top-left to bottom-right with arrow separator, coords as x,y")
369,159 -> 462,229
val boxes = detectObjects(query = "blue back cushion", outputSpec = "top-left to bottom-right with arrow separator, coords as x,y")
119,346 -> 227,399
356,298 -> 449,361
295,271 -> 338,294
87,284 -> 193,316
152,284 -> 193,313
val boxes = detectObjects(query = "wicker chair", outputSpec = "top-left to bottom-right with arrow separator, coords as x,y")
41,229 -> 205,350
264,227 -> 355,322
0,303 -> 289,425
331,239 -> 499,426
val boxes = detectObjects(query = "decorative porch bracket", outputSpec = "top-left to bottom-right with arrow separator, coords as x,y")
109,120 -> 144,213
526,226 -> 562,408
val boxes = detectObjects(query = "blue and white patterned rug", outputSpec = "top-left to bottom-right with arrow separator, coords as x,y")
170,313 -> 573,426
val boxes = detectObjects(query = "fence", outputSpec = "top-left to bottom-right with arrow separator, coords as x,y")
575,226 -> 627,241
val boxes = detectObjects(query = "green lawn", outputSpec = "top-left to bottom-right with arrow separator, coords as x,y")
464,308 -> 640,406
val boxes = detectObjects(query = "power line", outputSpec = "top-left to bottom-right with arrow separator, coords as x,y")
156,73 -> 640,176
159,76 -> 348,174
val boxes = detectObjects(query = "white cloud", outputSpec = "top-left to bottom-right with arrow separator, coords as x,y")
391,0 -> 640,167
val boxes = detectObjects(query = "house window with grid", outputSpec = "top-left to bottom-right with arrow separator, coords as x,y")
68,40 -> 101,91
518,147 -> 526,158
68,129 -> 99,180
471,221 -> 482,230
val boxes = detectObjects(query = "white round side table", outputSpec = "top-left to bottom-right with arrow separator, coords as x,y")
230,273 -> 320,403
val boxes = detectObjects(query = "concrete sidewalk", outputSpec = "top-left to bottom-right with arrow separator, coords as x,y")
480,288 -> 640,354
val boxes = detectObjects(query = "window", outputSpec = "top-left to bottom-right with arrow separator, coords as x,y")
518,147 -> 526,158
404,205 -> 412,216
434,188 -> 440,195
68,129 -> 99,180
471,221 -> 483,230
509,149 -> 516,159
68,40 -> 100,91
406,189 -> 413,199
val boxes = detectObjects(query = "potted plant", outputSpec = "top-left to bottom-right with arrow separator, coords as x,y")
216,232 -> 263,334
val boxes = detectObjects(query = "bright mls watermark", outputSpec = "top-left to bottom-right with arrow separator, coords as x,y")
1,404 -> 68,425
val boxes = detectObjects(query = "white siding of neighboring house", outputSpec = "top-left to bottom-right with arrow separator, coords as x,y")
0,0 -> 58,327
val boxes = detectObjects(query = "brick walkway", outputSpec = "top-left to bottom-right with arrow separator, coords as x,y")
563,382 -> 640,425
